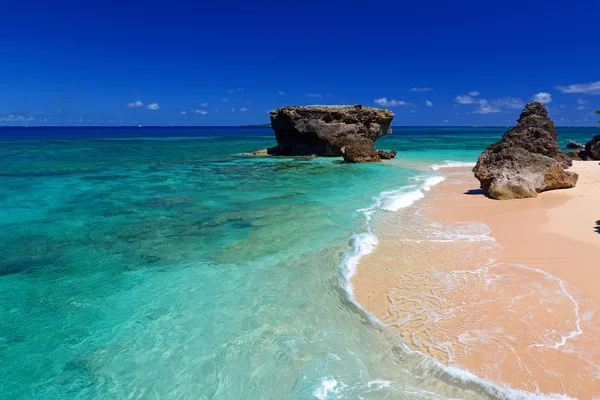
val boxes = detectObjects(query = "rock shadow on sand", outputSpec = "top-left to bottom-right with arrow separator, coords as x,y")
463,188 -> 493,199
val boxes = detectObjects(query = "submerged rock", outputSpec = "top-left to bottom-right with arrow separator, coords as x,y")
473,102 -> 578,200
253,105 -> 395,162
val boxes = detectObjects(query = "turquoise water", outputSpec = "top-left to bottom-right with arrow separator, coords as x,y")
0,127 -> 596,399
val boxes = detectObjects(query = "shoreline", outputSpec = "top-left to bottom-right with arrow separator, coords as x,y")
351,161 -> 600,399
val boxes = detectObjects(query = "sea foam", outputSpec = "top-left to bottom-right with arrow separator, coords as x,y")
430,161 -> 476,171
340,175 -> 445,300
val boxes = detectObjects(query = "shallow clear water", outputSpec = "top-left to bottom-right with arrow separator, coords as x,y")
0,126 -> 596,399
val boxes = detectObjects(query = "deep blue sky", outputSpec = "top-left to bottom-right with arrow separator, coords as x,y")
1,0 -> 599,126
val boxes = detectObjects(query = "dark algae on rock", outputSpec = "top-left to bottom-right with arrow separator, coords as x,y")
473,102 -> 578,200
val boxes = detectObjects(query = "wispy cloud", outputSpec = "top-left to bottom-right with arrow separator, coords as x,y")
181,111 -> 187,115
193,109 -> 208,115
306,93 -> 324,98
532,92 -> 552,104
576,105 -> 586,110
231,108 -> 235,112
492,96 -> 524,109
443,119 -> 450,123
560,105 -> 567,109
278,90 -> 286,95
200,102 -> 208,107
556,81 -> 600,95
239,107 -> 249,112
0,114 -> 34,122
425,100 -> 433,107
374,98 -> 409,107
226,88 -> 244,94
456,94 -> 522,114
147,103 -> 160,110
410,87 -> 432,92
221,98 -> 228,102
577,98 -> 587,105
473,100 -> 501,114
455,95 -> 478,104
127,100 -> 144,108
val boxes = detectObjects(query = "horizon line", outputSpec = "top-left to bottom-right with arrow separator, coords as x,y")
0,125 -> 597,129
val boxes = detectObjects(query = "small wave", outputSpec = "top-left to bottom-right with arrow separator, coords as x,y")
408,348 -> 576,400
430,161 -> 476,171
423,176 -> 446,191
340,175 -> 445,299
519,263 -> 583,349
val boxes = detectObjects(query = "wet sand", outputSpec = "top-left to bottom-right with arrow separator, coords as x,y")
353,161 -> 600,399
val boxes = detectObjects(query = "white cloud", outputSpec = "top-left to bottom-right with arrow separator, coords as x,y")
0,114 -> 34,122
556,81 -> 600,95
180,111 -> 187,115
457,94 -> 519,114
443,119 -> 450,123
221,98 -> 228,102
200,102 -> 208,107
576,105 -> 586,110
473,99 -> 501,114
492,96 -> 524,109
374,97 -> 409,107
468,91 -> 480,97
577,98 -> 587,105
240,107 -> 249,112
278,90 -> 286,95
127,100 -> 144,108
231,108 -> 235,112
425,100 -> 433,107
410,87 -> 432,92
226,88 -> 244,94
532,92 -> 552,104
560,104 -> 567,109
147,103 -> 160,110
455,95 -> 478,104
410,110 -> 416,113
306,93 -> 323,98
193,109 -> 208,115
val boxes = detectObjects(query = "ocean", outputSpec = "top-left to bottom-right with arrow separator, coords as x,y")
0,126 -> 596,399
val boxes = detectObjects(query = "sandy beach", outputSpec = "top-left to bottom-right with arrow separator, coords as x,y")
353,161 -> 600,399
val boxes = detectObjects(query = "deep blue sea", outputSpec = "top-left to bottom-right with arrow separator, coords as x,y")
0,126 -> 596,399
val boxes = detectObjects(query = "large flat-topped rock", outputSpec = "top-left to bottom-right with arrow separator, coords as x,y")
253,105 -> 395,162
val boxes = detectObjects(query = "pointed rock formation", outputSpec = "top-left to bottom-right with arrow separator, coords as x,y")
253,105 -> 396,162
473,102 -> 578,200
